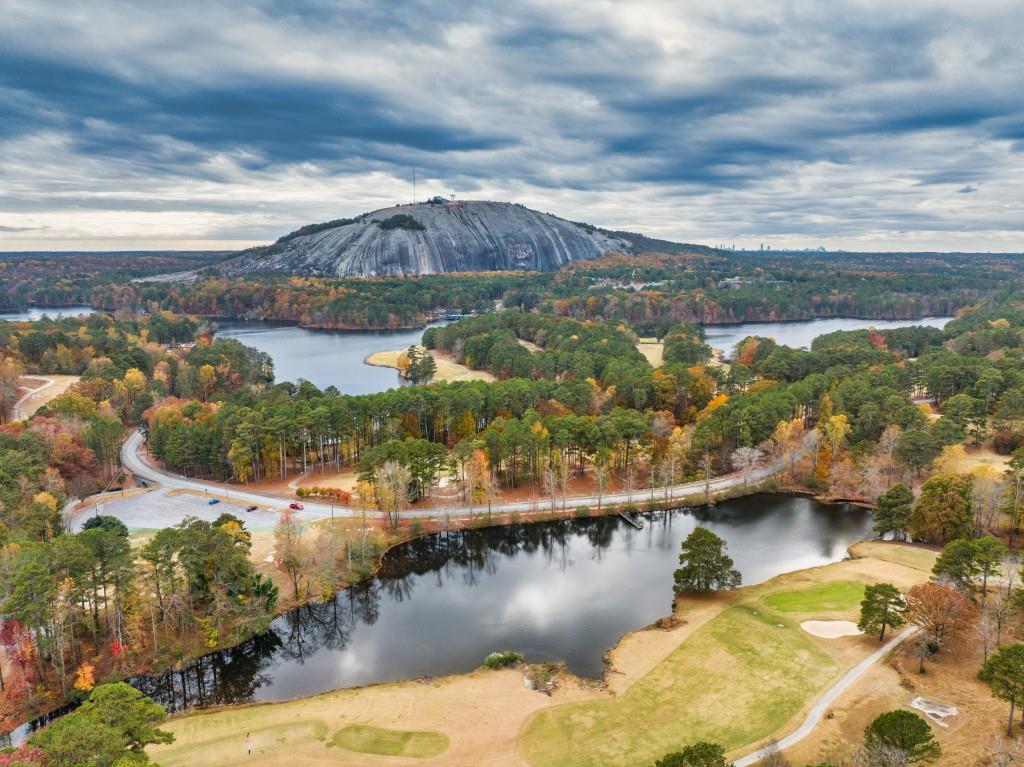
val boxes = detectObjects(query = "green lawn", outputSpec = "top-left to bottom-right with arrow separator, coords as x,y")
331,724 -> 449,758
519,604 -> 837,767
762,581 -> 865,613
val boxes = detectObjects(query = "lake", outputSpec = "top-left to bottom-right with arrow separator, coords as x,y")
704,316 -> 953,357
0,305 -> 97,322
213,320 -> 447,395
120,494 -> 868,714
215,315 -> 954,390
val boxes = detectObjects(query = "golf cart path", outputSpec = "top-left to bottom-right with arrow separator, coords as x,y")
733,626 -> 918,766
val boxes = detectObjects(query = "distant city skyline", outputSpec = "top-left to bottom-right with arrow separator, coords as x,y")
1,1 -> 1022,253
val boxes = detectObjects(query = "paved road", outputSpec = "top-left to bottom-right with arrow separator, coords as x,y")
121,429 -> 775,526
733,627 -> 918,766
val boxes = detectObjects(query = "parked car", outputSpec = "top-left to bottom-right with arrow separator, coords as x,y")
207,498 -> 220,505
246,505 -> 258,512
289,502 -> 304,510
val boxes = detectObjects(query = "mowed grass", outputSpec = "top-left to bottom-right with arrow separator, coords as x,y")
762,581 -> 865,613
154,719 -> 328,767
519,603 -> 837,767
850,541 -> 938,572
331,724 -> 449,758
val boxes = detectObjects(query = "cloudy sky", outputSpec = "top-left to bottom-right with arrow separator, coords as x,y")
1,0 -> 1022,252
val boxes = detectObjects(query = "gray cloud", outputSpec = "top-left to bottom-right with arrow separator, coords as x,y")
0,0 -> 1021,251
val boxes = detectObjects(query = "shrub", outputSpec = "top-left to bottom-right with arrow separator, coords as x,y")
296,487 -> 307,498
376,214 -> 425,231
993,430 -> 1024,455
622,503 -> 639,514
574,505 -> 591,518
484,650 -> 524,669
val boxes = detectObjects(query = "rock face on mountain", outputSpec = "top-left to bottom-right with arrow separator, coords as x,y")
222,201 -> 632,276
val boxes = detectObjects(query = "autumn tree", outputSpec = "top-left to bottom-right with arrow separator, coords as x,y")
907,473 -> 973,543
858,583 -> 907,641
674,527 -> 741,593
905,582 -> 978,648
377,459 -> 411,529
274,508 -> 308,597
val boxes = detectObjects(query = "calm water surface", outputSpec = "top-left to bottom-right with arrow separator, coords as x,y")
215,316 -> 954,391
0,305 -> 97,322
214,320 -> 446,394
123,494 -> 868,713
704,316 -> 952,357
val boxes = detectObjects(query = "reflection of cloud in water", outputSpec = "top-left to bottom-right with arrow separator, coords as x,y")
127,495 -> 871,714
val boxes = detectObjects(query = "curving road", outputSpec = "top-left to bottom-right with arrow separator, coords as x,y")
120,429 -> 777,525
733,626 -> 918,766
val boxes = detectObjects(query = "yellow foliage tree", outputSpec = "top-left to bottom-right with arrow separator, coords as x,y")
73,662 -> 95,692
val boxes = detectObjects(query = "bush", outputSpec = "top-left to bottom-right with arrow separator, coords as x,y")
484,650 -> 524,669
621,503 -> 639,514
574,505 -> 591,518
376,214 -> 425,231
993,430 -> 1024,455
296,487 -> 307,498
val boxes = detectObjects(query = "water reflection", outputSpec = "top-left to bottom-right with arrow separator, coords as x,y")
116,495 -> 870,715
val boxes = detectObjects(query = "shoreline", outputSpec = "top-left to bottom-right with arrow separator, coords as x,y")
5,482 -> 861,741
144,540 -> 932,767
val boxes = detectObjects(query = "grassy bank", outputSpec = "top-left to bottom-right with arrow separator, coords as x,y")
148,546 -> 930,767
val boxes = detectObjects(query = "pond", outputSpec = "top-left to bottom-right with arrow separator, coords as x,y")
213,320 -> 447,395
703,316 -> 953,357
118,494 -> 868,715
0,305 -> 97,322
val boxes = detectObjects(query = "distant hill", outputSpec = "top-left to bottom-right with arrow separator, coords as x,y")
219,200 -> 647,277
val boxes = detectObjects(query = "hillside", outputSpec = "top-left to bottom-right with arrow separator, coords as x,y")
220,200 -> 634,277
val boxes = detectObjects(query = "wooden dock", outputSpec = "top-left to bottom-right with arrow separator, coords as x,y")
617,509 -> 643,529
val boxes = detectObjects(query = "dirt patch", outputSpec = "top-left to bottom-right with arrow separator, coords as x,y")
800,620 -> 863,639
13,374 -> 80,420
636,340 -> 664,368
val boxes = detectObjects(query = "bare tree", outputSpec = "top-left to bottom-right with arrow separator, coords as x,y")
756,739 -> 791,767
730,446 -> 764,487
378,460 -> 411,529
274,508 -> 308,597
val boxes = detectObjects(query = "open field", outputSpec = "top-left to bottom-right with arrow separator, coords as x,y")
149,546 -> 931,767
365,347 -> 495,382
636,339 -> 664,367
13,374 -> 79,419
850,540 -> 939,572
783,625 -> 1009,766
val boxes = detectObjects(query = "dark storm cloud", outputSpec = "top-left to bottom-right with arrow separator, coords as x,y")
0,0 -> 1021,249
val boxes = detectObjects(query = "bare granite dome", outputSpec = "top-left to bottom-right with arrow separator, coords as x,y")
222,201 -> 632,276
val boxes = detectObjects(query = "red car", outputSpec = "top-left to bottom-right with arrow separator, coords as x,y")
288,502 -> 304,510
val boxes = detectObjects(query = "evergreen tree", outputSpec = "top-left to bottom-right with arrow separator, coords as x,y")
673,528 -> 741,593
873,484 -> 913,540
858,583 -> 907,641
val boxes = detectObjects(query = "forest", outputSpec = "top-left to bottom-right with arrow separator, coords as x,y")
2,247 -> 1013,332
8,254 -> 1024,758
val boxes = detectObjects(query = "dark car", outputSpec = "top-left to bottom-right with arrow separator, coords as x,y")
246,505 -> 258,512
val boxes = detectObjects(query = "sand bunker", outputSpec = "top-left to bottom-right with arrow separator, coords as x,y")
910,696 -> 959,727
800,620 -> 863,638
